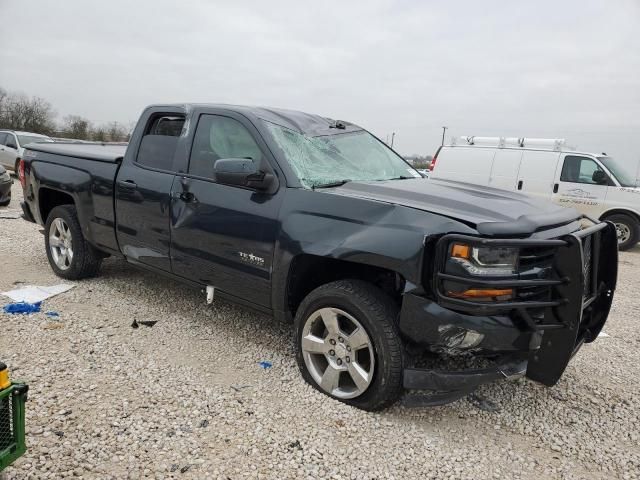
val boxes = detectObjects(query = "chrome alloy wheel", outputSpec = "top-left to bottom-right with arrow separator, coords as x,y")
615,222 -> 631,245
301,307 -> 375,399
49,218 -> 74,270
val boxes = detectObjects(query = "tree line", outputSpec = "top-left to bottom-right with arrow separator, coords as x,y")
0,86 -> 131,142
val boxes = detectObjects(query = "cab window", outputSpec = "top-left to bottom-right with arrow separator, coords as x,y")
560,156 -> 608,185
0,133 -> 7,146
188,115 -> 263,180
135,114 -> 185,170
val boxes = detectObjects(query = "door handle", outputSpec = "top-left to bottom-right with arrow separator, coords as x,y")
553,183 -> 559,193
179,191 -> 195,203
118,180 -> 137,189
517,180 -> 523,190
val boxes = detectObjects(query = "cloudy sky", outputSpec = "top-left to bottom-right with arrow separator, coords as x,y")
1,0 -> 639,167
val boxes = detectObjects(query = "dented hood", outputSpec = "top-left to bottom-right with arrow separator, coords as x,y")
327,178 -> 581,235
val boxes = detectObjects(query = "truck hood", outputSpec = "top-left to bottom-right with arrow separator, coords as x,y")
326,178 -> 581,236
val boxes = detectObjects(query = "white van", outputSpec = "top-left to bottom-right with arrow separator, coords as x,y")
430,136 -> 640,250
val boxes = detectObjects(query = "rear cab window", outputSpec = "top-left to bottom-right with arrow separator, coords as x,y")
135,114 -> 185,171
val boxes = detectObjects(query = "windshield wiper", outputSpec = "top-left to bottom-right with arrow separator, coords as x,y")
311,179 -> 351,189
387,175 -> 414,180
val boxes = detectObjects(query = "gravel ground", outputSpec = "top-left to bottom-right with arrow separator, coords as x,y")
1,181 -> 639,480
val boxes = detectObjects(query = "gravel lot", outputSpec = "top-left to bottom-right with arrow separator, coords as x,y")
1,180 -> 639,480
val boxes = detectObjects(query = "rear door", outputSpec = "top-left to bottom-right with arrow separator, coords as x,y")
115,111 -> 185,272
489,149 -> 522,190
516,150 -> 560,200
169,110 -> 283,308
552,155 -> 610,217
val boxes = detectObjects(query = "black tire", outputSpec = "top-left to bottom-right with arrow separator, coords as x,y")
605,213 -> 639,251
0,192 -> 9,207
44,205 -> 102,279
14,159 -> 20,175
294,279 -> 404,411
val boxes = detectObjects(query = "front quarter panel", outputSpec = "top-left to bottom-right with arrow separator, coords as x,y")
272,188 -> 476,311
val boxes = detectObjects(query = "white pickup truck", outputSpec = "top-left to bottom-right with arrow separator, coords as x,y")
0,130 -> 53,173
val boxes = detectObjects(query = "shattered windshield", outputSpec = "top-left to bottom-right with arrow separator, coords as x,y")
263,121 -> 419,188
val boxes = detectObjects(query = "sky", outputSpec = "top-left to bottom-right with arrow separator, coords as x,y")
1,0 -> 639,170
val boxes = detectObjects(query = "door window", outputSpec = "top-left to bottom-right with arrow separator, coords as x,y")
135,114 -> 185,171
0,133 -> 7,146
188,115 -> 263,180
560,156 -> 608,185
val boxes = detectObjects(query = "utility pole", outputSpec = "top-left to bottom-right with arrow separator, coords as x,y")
390,132 -> 396,148
441,126 -> 448,146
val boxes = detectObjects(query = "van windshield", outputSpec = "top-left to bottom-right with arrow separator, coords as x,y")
263,121 -> 419,188
598,156 -> 637,187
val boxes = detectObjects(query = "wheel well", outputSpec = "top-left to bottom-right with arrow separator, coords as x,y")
600,209 -> 640,225
286,254 -> 405,316
39,188 -> 75,223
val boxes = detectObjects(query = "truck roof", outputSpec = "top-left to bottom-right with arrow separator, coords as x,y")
151,103 -> 362,136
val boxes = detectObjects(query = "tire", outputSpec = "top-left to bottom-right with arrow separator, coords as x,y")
44,205 -> 102,279
0,192 -> 9,207
14,159 -> 20,175
294,279 -> 404,411
605,213 -> 639,251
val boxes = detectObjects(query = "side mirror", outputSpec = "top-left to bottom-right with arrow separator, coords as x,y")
592,170 -> 609,185
214,158 -> 273,190
6,142 -> 17,150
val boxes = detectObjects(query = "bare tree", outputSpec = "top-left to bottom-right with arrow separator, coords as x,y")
106,121 -> 127,142
61,115 -> 92,140
0,91 -> 56,134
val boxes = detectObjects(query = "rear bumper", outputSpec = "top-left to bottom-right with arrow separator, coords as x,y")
20,201 -> 35,223
0,179 -> 11,203
397,220 -> 618,405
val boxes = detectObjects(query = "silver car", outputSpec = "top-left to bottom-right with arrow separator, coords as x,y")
0,130 -> 54,173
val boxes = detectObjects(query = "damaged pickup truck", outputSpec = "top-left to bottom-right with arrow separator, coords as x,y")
19,104 -> 618,410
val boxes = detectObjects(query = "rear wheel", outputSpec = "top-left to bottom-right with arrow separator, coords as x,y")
14,159 -> 20,175
294,279 -> 404,411
605,213 -> 639,251
45,205 -> 102,279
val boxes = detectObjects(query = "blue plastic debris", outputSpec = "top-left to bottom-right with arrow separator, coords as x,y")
3,301 -> 42,314
258,361 -> 272,369
45,311 -> 60,317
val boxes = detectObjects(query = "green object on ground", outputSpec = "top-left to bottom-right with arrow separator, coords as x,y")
0,382 -> 28,473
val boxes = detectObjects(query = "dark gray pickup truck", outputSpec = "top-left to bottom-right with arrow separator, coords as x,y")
19,103 -> 618,410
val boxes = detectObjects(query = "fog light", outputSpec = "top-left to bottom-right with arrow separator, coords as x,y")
438,326 -> 485,350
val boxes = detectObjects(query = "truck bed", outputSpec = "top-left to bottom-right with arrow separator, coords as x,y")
26,142 -> 127,163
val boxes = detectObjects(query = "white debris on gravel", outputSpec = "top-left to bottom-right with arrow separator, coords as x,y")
1,182 -> 639,479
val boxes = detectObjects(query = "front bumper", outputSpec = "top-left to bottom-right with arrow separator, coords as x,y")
398,220 -> 618,404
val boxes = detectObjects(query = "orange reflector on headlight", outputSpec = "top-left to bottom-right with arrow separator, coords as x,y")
451,243 -> 470,259
447,288 -> 513,299
0,363 -> 10,390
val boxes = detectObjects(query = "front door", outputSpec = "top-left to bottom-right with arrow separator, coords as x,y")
552,155 -> 609,217
115,113 -> 185,271
170,112 -> 283,308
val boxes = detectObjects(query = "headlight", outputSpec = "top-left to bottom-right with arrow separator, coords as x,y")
449,243 -> 518,276
444,242 -> 519,302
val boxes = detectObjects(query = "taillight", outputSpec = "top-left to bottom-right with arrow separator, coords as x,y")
430,146 -> 442,171
18,159 -> 26,188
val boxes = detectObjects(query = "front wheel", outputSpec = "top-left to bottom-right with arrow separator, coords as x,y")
294,280 -> 404,411
605,213 -> 639,251
45,205 -> 102,279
